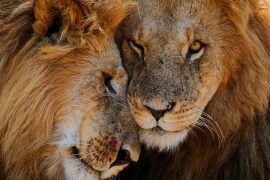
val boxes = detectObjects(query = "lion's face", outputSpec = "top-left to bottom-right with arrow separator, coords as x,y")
117,0 -> 245,150
35,1 -> 140,179
0,0 -> 140,179
48,36 -> 140,179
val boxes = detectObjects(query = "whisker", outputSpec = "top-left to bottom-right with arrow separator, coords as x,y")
192,108 -> 225,142
196,118 -> 217,144
186,126 -> 197,138
191,121 -> 208,137
202,118 -> 224,147
75,151 -> 95,161
199,117 -> 224,148
190,109 -> 224,147
95,93 -> 131,110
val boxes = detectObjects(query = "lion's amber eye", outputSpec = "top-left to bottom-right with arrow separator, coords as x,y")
186,41 -> 205,60
128,40 -> 144,59
189,41 -> 203,52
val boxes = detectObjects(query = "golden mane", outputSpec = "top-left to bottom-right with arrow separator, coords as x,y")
205,0 -> 270,137
119,0 -> 270,179
0,0 -> 132,73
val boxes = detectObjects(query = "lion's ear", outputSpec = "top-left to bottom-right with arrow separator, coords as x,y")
33,0 -> 84,37
93,0 -> 135,33
33,0 -> 134,42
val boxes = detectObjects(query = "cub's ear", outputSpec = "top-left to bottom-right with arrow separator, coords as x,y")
33,0 -> 134,43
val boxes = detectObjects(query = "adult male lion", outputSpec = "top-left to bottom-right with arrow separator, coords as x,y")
117,0 -> 270,179
0,0 -> 140,179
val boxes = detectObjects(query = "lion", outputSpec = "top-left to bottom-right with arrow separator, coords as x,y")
116,0 -> 270,179
0,0 -> 140,179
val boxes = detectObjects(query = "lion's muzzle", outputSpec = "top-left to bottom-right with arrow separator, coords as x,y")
70,135 -> 139,178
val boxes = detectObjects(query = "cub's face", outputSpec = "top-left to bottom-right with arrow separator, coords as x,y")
117,0 -> 240,150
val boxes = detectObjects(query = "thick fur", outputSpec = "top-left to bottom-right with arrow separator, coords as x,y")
0,0 -> 139,180
117,0 -> 270,179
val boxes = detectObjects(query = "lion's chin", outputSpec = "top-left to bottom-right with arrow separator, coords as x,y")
63,157 -> 99,180
139,127 -> 189,151
100,164 -> 129,179
63,156 -> 128,180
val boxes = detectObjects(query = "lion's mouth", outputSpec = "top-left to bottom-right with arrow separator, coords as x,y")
145,126 -> 188,134
150,127 -> 169,134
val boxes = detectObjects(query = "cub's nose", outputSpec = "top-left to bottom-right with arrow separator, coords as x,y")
111,145 -> 133,167
145,102 -> 175,121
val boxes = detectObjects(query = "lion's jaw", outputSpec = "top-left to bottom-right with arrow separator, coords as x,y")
53,109 -> 135,180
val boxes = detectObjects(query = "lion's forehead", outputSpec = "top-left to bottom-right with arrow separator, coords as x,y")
135,0 -> 224,44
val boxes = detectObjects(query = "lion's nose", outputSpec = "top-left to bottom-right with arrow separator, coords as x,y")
146,102 -> 175,121
110,145 -> 133,167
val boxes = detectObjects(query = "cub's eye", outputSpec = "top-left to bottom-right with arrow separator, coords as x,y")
103,73 -> 116,94
128,40 -> 144,59
186,41 -> 205,60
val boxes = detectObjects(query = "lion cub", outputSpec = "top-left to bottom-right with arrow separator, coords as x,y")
0,0 -> 139,179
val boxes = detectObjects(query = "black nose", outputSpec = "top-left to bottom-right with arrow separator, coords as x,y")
111,145 -> 133,167
146,102 -> 175,121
